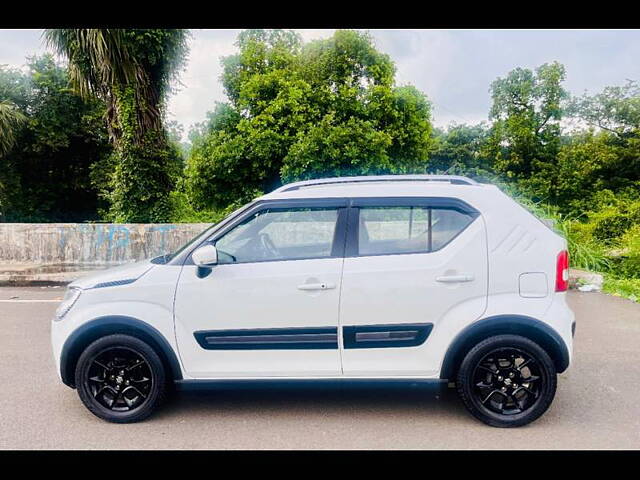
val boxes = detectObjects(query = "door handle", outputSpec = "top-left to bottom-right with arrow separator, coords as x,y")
297,282 -> 336,291
435,274 -> 475,283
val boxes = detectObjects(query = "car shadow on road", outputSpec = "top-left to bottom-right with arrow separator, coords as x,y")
154,381 -> 469,421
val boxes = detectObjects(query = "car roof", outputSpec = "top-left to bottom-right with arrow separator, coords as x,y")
259,175 -> 494,201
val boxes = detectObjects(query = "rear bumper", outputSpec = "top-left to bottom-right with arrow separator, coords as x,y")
541,294 -> 575,371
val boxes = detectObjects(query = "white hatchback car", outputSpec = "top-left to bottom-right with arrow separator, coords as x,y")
51,175 -> 575,427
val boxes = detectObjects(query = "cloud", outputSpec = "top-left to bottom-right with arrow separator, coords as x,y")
165,29 -> 241,132
0,29 -> 48,69
372,30 -> 472,125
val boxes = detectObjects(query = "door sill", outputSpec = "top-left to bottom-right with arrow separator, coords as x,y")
174,377 -> 446,391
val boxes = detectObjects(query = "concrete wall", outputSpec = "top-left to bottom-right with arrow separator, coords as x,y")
0,223 -> 212,265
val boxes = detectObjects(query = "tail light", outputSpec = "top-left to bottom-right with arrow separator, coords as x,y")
555,250 -> 569,292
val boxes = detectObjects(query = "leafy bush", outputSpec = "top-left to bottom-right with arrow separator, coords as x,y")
167,188 -> 262,224
608,225 -> 640,278
167,191 -> 219,223
555,216 -> 611,273
590,206 -> 640,244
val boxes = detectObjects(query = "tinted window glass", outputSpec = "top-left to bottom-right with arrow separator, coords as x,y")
215,208 -> 338,264
359,207 -> 430,255
431,209 -> 473,250
357,206 -> 474,256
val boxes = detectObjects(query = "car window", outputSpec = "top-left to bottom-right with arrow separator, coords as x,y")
431,209 -> 473,251
358,206 -> 474,256
215,207 -> 339,264
359,207 -> 430,255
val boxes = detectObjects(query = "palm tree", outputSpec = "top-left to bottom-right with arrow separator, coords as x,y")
0,100 -> 26,157
44,29 -> 188,222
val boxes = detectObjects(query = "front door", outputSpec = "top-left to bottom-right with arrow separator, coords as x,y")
174,200 -> 347,378
339,197 -> 488,377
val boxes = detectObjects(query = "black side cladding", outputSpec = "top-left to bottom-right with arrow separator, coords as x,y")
343,323 -> 433,349
194,327 -> 339,350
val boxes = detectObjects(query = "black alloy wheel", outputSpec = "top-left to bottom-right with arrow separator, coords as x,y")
472,347 -> 542,415
85,347 -> 153,412
75,334 -> 166,423
456,334 -> 557,427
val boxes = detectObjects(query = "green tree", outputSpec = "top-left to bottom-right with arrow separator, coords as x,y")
569,80 -> 640,138
567,81 -> 640,195
45,29 -> 188,222
186,29 -> 433,210
0,99 -> 25,216
486,62 -> 568,199
0,100 -> 26,157
429,123 -> 492,176
0,64 -> 29,159
0,55 -> 112,221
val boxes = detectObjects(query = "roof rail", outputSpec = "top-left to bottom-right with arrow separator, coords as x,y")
273,174 -> 479,193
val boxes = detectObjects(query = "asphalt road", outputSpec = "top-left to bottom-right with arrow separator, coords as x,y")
1,286 -> 639,449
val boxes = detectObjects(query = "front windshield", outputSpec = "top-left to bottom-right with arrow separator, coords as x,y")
151,201 -> 257,264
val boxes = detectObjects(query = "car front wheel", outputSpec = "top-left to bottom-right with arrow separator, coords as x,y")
75,334 -> 166,423
456,334 -> 557,428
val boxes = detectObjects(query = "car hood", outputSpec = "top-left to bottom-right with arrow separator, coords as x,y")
69,260 -> 155,290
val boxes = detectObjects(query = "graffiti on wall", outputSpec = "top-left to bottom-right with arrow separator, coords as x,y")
0,223 -> 211,265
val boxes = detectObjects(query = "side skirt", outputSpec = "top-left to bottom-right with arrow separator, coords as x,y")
174,377 -> 447,392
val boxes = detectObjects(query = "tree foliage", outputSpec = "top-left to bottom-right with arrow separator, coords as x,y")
186,29 -> 433,210
486,62 -> 568,187
0,55 -> 111,221
44,29 -> 188,222
0,100 -> 26,157
569,80 -> 640,138
429,123 -> 492,176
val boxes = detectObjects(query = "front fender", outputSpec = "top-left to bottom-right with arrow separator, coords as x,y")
58,315 -> 184,388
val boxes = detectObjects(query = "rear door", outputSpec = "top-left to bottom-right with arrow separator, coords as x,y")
339,197 -> 488,376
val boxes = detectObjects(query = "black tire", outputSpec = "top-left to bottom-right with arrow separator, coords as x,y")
456,334 -> 557,428
75,334 -> 167,423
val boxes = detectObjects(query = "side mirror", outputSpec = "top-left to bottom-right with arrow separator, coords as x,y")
192,244 -> 218,267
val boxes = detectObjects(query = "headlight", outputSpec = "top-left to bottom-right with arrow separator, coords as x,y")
55,287 -> 82,320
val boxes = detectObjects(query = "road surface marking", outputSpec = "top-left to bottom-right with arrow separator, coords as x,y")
0,299 -> 61,303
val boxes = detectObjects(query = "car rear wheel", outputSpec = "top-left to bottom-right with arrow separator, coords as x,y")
456,334 -> 557,428
75,334 -> 166,423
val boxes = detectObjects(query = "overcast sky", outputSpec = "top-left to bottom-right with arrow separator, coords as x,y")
2,29 -> 640,139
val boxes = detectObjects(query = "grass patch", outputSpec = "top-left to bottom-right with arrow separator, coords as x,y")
603,277 -> 640,303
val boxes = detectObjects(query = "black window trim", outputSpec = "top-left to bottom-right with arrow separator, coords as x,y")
178,196 -> 479,265
345,196 -> 480,259
183,198 -> 350,266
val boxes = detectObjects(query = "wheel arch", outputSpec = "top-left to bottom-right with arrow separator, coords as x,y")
439,315 -> 570,381
60,315 -> 183,388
